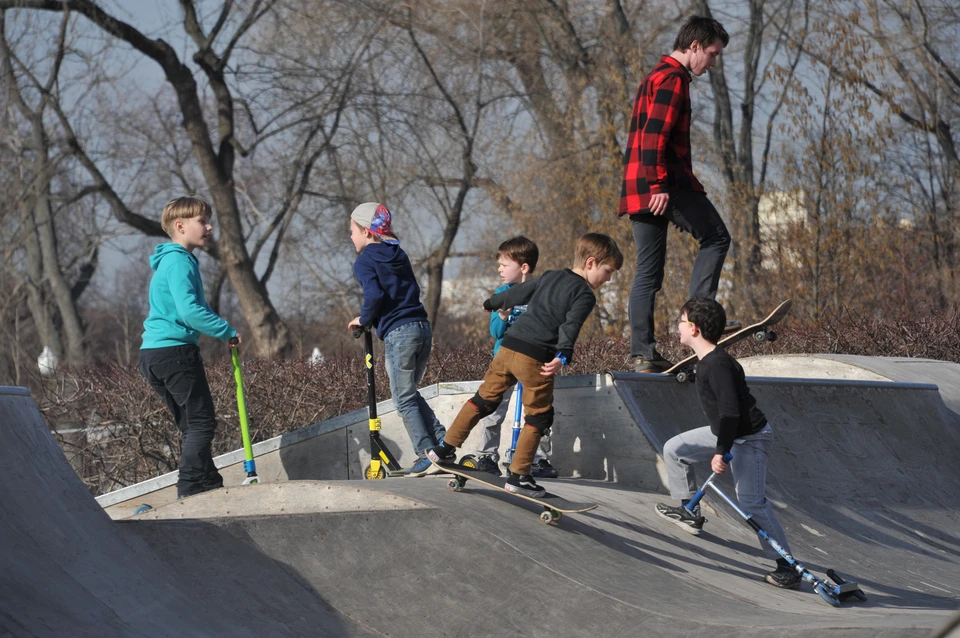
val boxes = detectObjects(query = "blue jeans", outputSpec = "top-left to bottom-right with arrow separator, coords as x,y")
662,424 -> 791,560
629,191 -> 730,359
383,321 -> 446,456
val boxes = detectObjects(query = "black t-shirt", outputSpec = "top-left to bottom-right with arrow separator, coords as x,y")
695,348 -> 767,454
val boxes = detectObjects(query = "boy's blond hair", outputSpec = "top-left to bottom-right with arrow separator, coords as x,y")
574,232 -> 624,270
162,196 -> 212,237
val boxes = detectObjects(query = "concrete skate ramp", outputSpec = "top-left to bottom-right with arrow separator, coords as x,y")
741,354 -> 960,415
0,386 -> 379,637
6,368 -> 960,637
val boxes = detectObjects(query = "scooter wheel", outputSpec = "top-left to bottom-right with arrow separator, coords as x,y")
133,504 -> 153,515
815,583 -> 841,607
458,455 -> 478,469
853,590 -> 867,602
364,464 -> 386,480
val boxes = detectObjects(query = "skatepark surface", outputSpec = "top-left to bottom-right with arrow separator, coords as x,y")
2,355 -> 960,637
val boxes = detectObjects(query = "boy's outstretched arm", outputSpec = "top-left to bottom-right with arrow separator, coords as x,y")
167,261 -> 236,341
484,278 -> 538,312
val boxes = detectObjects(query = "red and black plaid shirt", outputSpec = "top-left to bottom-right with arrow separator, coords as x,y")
619,55 -> 705,216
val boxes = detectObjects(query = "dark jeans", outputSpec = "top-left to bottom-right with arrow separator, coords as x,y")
140,344 -> 224,498
629,191 -> 730,359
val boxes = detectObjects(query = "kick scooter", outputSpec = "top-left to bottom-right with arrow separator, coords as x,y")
353,327 -> 405,478
686,453 -> 866,607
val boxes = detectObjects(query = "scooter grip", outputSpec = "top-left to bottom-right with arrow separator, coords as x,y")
352,327 -> 365,339
723,452 -> 733,463
228,337 -> 239,347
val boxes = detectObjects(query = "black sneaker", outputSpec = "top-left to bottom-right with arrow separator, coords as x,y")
655,502 -> 706,535
425,442 -> 456,465
634,356 -> 673,373
765,563 -> 802,589
505,473 -> 545,498
531,459 -> 558,478
473,454 -> 502,476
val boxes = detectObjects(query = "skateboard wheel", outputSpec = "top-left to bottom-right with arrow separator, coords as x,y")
676,371 -> 690,383
364,464 -> 387,480
539,511 -> 554,524
448,478 -> 465,492
767,331 -> 778,342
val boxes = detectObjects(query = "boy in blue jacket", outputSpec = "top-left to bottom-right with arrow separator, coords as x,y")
347,203 -> 448,476
139,196 -> 239,499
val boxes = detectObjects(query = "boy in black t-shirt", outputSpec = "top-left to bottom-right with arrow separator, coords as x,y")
655,297 -> 800,589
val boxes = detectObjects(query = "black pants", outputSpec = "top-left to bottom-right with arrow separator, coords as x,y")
140,345 -> 223,498
629,191 -> 730,359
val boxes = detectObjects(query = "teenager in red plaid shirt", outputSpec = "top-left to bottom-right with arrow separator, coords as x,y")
619,16 -> 738,373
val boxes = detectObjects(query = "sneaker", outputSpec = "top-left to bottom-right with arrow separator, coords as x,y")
531,459 -> 558,479
634,356 -> 673,373
655,502 -> 706,535
765,564 -> 802,589
425,442 -> 456,465
723,319 -> 742,334
504,473 -> 545,498
404,456 -> 436,477
473,454 -> 502,476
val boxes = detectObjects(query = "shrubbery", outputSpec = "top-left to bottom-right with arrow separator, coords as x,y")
37,307 -> 959,496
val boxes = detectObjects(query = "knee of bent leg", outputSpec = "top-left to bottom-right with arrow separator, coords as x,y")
524,408 -> 554,435
469,392 -> 500,418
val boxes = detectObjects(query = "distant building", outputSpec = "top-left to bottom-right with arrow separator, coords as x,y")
758,190 -> 806,269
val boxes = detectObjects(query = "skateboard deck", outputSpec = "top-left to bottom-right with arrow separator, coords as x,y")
431,460 -> 597,524
664,299 -> 792,382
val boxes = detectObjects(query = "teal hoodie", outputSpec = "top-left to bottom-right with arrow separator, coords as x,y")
140,243 -> 236,349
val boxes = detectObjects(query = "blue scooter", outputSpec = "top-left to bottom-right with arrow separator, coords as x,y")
686,453 -> 867,607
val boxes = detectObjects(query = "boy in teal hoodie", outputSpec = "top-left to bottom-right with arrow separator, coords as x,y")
139,196 -> 238,499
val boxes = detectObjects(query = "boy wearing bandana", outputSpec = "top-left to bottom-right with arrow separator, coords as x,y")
348,203 -> 448,476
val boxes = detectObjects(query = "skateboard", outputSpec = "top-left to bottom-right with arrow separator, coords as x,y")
664,299 -> 792,383
431,461 -> 597,524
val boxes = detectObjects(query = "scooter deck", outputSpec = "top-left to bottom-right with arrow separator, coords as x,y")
432,461 -> 596,514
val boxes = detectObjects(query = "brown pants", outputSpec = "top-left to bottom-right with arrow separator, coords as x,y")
444,348 -> 554,476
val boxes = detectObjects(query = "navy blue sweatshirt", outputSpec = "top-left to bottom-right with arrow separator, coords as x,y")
354,242 -> 428,340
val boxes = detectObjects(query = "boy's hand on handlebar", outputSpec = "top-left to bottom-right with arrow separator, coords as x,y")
711,454 -> 728,474
347,316 -> 362,329
229,335 -> 242,347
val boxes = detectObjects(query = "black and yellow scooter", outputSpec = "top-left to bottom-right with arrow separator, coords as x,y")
353,327 -> 405,478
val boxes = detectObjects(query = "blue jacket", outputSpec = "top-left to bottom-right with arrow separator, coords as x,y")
141,243 -> 235,349
354,242 -> 428,340
488,282 -> 527,356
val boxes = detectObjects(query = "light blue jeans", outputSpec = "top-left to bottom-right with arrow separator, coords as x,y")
383,321 -> 446,456
662,424 -> 791,560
